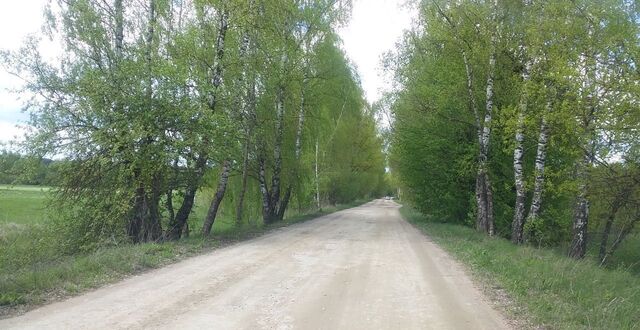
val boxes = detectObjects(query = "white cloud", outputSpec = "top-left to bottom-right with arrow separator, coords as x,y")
0,120 -> 27,146
0,0 -> 53,139
338,0 -> 415,104
0,0 -> 64,150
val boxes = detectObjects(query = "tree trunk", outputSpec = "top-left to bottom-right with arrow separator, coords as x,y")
476,23 -> 497,236
512,111 -> 526,243
598,184 -> 633,265
525,111 -> 550,233
511,61 -> 531,244
114,0 -> 124,59
476,170 -> 494,235
207,9 -> 229,110
601,218 -> 639,266
166,189 -> 175,224
598,204 -> 619,264
315,139 -> 320,210
167,10 -> 229,239
268,83 -> 285,222
145,172 -> 162,241
235,27 -> 255,227
276,77 -> 307,221
258,155 -> 275,224
569,153 -> 591,259
278,187 -> 291,220
202,160 -> 232,237
235,138 -> 250,226
128,182 -> 145,243
294,79 -> 306,160
166,185 -> 197,240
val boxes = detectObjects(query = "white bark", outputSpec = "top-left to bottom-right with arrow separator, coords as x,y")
477,24 -> 498,236
526,109 -> 549,225
511,60 -> 531,244
294,77 -> 307,160
570,153 -> 590,259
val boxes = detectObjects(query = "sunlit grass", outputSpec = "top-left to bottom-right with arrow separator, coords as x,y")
401,206 -> 640,329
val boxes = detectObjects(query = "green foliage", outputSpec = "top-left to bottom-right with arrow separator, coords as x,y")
0,0 -> 382,251
388,0 -> 640,260
0,152 -> 63,186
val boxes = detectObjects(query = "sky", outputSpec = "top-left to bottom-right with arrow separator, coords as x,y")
0,0 -> 415,145
338,0 -> 414,103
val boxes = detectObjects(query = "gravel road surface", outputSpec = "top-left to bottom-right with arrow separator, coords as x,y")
1,199 -> 508,329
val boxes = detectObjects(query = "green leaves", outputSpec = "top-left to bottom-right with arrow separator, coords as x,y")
389,0 -> 640,254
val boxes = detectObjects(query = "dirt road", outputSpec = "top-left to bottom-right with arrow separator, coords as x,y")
1,200 -> 509,329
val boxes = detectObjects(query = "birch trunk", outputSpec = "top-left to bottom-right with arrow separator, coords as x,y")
267,83 -> 285,223
236,137 -> 250,225
260,51 -> 288,224
511,110 -> 526,243
258,155 -> 274,223
234,26 -> 255,226
207,9 -> 228,110
278,76 -> 307,220
236,77 -> 256,225
511,62 -> 531,244
294,79 -> 307,160
114,0 -> 124,59
477,26 -> 497,236
569,153 -> 591,259
570,39 -> 596,258
202,160 -> 232,236
525,111 -> 550,228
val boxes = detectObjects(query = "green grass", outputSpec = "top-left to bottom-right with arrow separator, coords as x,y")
588,232 -> 640,276
0,186 -> 366,315
0,185 -> 51,226
401,206 -> 640,330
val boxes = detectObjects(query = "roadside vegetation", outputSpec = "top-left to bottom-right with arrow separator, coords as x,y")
402,206 -> 640,329
386,0 -> 639,269
0,0 -> 391,310
0,184 -> 365,311
0,0 -> 389,246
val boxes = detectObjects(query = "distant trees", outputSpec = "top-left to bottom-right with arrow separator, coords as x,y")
388,0 -> 640,261
1,0 -> 386,251
0,152 -> 62,186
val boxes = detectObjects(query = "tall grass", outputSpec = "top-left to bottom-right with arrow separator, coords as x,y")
401,206 -> 640,329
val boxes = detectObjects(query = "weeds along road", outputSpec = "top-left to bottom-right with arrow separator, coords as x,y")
1,200 -> 508,330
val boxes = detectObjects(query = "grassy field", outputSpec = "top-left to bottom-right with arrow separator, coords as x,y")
0,185 -> 366,313
401,206 -> 640,329
0,185 -> 51,226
